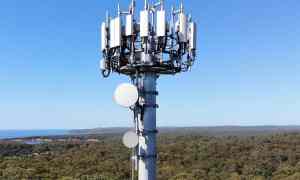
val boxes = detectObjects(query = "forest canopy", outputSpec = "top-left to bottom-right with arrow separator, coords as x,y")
0,132 -> 300,180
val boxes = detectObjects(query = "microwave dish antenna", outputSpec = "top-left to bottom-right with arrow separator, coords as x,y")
123,131 -> 139,148
114,83 -> 139,108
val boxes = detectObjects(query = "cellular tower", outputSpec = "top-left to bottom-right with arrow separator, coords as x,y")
99,0 -> 197,179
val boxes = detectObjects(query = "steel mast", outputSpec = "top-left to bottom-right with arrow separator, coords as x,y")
100,0 -> 197,179
135,72 -> 158,179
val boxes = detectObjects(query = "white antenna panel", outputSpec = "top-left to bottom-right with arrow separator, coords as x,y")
101,22 -> 107,51
114,17 -> 121,47
122,131 -> 139,148
179,13 -> 187,42
126,15 -> 133,36
110,18 -> 115,47
156,10 -> 166,37
114,83 -> 139,107
140,10 -> 149,37
175,20 -> 180,32
109,17 -> 121,47
189,22 -> 197,50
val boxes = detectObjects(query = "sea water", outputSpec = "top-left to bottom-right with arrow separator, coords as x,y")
0,130 -> 69,139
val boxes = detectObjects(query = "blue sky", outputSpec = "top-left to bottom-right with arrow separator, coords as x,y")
0,0 -> 299,129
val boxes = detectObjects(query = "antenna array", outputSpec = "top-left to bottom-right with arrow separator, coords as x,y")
100,0 -> 197,77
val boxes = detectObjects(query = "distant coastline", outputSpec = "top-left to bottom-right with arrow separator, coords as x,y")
0,130 -> 69,140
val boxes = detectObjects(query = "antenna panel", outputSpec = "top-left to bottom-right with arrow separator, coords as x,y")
114,17 -> 121,47
140,10 -> 149,37
101,22 -> 107,51
109,17 -> 121,47
175,20 -> 180,32
110,18 -> 115,47
126,15 -> 133,36
156,10 -> 166,37
179,13 -> 187,42
189,22 -> 197,50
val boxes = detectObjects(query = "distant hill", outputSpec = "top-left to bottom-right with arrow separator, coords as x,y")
69,126 -> 300,137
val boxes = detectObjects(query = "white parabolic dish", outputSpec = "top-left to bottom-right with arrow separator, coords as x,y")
122,131 -> 139,148
114,83 -> 139,107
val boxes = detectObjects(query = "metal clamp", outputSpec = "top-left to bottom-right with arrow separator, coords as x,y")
137,129 -> 158,135
143,104 -> 159,108
140,90 -> 159,96
137,154 -> 157,160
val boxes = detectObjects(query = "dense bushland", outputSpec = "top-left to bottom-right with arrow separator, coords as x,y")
0,133 -> 300,180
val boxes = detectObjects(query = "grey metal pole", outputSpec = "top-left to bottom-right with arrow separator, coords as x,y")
137,72 -> 157,180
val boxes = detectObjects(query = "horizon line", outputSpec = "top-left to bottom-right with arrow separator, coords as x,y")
1,125 -> 300,131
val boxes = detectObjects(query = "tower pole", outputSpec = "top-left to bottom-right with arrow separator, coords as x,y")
136,72 -> 158,180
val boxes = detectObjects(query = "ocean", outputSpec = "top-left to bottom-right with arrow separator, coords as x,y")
0,130 -> 69,139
